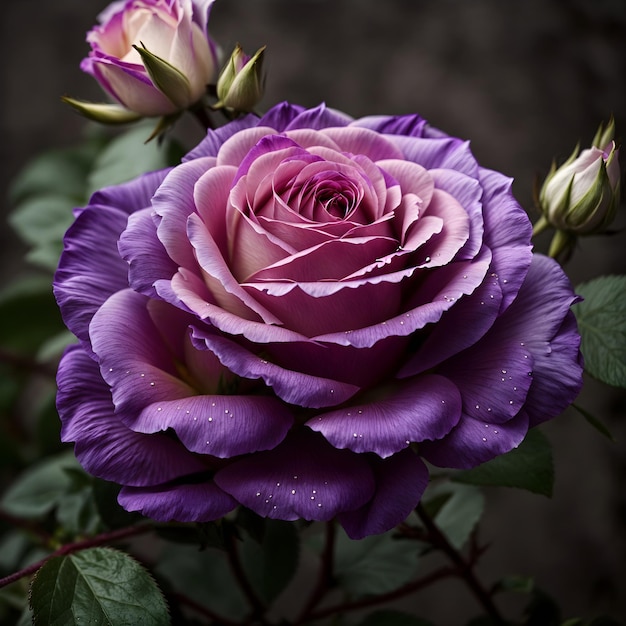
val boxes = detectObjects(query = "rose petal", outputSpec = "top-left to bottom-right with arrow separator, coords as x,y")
119,481 -> 236,522
309,374 -> 462,457
214,429 -> 375,522
57,345 -> 207,486
131,393 -> 293,457
191,327 -> 360,408
420,411 -> 529,469
119,208 -> 178,299
54,205 -> 130,345
338,450 -> 429,539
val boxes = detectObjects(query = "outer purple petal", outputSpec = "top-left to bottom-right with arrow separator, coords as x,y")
54,205 -> 129,346
283,103 -> 353,131
119,481 -> 236,522
257,101 -> 306,132
57,345 -> 208,486
479,168 -> 533,310
308,375 -> 462,457
420,411 -> 529,469
214,430 -> 375,522
338,450 -> 429,539
87,169 -> 169,216
119,208 -> 178,298
493,254 -> 583,425
350,114 -> 428,137
131,393 -> 293,458
183,114 -> 261,161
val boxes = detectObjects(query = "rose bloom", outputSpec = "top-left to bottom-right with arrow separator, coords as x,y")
55,103 -> 583,539
81,0 -> 217,116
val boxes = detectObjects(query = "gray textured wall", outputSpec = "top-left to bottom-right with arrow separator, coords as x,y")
2,0 -> 626,622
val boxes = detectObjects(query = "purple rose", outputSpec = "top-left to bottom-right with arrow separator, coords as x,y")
54,103 -> 583,539
81,0 -> 218,116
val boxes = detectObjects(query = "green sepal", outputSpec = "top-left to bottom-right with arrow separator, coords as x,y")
61,97 -> 142,124
133,43 -> 192,108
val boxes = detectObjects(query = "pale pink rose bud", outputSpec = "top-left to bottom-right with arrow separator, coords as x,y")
215,44 -> 266,113
538,118 -> 621,237
81,0 -> 218,117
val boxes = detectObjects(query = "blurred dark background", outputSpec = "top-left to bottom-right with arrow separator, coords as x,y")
1,0 -> 626,622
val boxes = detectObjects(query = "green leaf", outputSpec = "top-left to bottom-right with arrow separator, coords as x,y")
1,451 -> 79,519
425,483 -> 485,550
240,519 -> 299,604
574,275 -> 626,388
333,526 -> 419,597
357,610 -> 435,626
8,143 -> 101,206
453,428 -> 554,497
30,547 -> 169,625
156,543 -> 247,620
571,403 -> 615,442
86,123 -> 179,195
0,276 -> 65,353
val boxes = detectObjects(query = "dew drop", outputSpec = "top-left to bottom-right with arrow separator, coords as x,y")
353,433 -> 358,438
291,489 -> 296,495
480,301 -> 485,305
109,368 -> 113,372
475,404 -> 480,410
317,503 -> 323,508
193,417 -> 197,421
140,373 -> 145,378
224,409 -> 229,414
186,410 -> 190,414
494,430 -> 499,434
358,409 -> 363,414
482,437 -> 487,442
256,492 -> 261,497
157,407 -> 162,412
208,417 -> 213,422
501,369 -> 507,374
425,256 -> 431,263
276,482 -> 281,487
310,496 -> 315,500
509,400 -> 514,405
293,475 -> 298,480
312,490 -> 316,494
211,402 -> 216,407
150,382 -> 155,387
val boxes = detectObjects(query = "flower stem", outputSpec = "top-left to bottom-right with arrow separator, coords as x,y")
223,525 -> 269,624
415,503 -> 505,624
299,565 -> 454,624
294,520 -> 336,623
0,523 -> 154,589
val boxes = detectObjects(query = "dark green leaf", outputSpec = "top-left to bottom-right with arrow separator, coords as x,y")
357,610 -> 435,626
494,575 -> 535,594
0,277 -> 65,353
574,275 -> 626,388
8,143 -> 101,206
240,519 -> 299,604
30,547 -> 169,625
156,543 -> 247,620
333,527 -> 419,597
1,452 -> 79,519
425,482 -> 485,550
571,403 -> 615,442
523,587 -> 561,626
454,428 -> 554,497
86,123 -> 176,195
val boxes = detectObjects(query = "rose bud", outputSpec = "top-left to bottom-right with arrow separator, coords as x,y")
535,118 -> 621,257
80,0 -> 218,117
215,44 -> 266,113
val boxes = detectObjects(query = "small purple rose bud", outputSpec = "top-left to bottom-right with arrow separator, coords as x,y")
215,44 -> 266,113
81,0 -> 218,117
538,118 -> 621,237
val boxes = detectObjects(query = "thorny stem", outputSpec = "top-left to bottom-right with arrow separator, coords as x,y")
0,523 -> 154,589
294,520 -> 336,623
299,565 -> 455,624
0,348 -> 57,379
415,503 -> 505,624
0,510 -> 53,544
170,592 -> 242,626
223,526 -> 269,624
